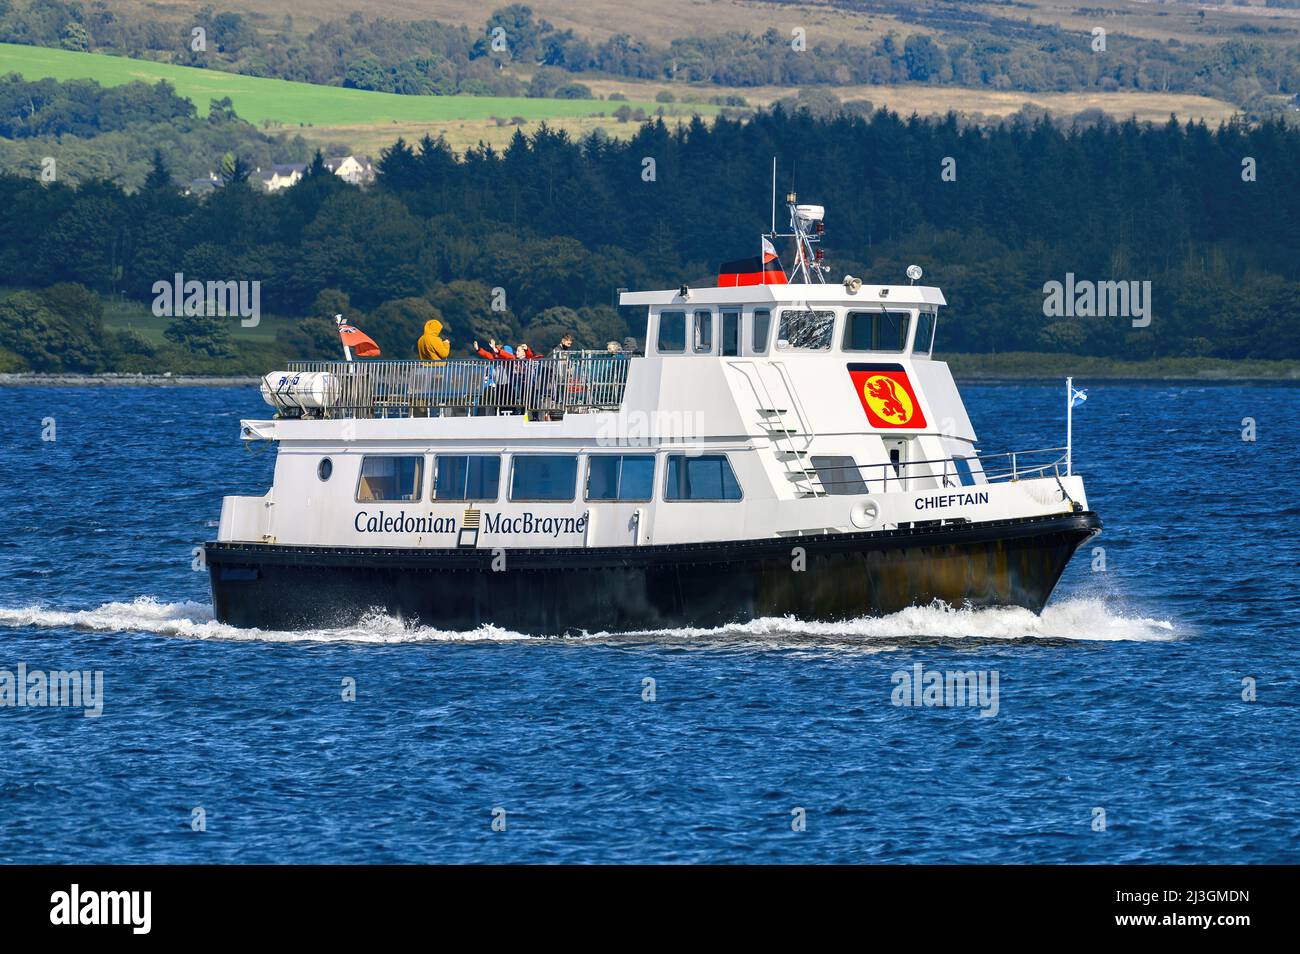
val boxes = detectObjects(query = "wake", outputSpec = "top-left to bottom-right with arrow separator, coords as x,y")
0,595 -> 1178,646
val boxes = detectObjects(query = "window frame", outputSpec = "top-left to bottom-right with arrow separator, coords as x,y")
354,454 -> 425,504
508,453 -> 579,503
775,308 -> 837,352
843,308 -> 914,353
663,452 -> 744,502
656,309 -> 687,354
431,453 -> 502,502
584,453 -> 656,503
809,455 -> 869,496
692,309 -> 714,354
913,309 -> 938,357
750,308 -> 771,354
720,309 -> 740,357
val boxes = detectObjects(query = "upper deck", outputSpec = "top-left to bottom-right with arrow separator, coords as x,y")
262,280 -> 949,422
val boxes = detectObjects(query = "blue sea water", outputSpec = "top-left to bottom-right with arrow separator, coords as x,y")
0,381 -> 1296,864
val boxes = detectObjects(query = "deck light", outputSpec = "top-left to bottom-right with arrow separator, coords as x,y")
906,265 -> 923,284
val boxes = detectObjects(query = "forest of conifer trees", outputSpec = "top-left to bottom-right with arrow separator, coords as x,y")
1,108 -> 1296,372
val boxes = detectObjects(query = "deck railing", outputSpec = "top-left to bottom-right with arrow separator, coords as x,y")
814,446 -> 1070,495
280,352 -> 631,417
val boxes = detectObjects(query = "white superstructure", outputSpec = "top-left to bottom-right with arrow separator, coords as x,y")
222,277 -> 1085,554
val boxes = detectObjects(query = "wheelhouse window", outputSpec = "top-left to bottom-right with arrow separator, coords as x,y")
665,454 -> 742,501
751,309 -> 771,353
356,455 -> 423,503
914,311 -> 937,355
810,455 -> 868,496
845,310 -> 911,352
586,454 -> 655,501
433,454 -> 500,501
510,455 -> 578,502
693,310 -> 713,353
657,310 -> 686,354
776,309 -> 835,351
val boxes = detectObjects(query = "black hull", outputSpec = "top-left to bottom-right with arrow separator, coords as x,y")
205,512 -> 1101,635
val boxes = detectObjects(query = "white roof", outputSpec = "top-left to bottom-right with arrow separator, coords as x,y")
619,283 -> 946,308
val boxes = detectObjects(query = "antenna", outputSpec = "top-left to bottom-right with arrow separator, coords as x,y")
770,157 -> 776,234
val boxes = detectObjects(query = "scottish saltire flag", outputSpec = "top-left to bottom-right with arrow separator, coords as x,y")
1070,386 -> 1088,409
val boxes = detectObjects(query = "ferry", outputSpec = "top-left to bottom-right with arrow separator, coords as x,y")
204,195 -> 1101,633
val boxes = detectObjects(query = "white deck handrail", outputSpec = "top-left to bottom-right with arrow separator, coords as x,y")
283,354 -> 630,417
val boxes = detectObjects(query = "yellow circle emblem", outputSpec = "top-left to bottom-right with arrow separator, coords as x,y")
862,374 -> 914,424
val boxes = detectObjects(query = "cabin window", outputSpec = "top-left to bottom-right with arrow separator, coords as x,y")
433,454 -> 500,501
914,311 -> 937,355
952,456 -> 976,487
510,455 -> 578,502
317,458 -> 333,482
721,310 -> 739,356
657,310 -> 686,353
751,309 -> 771,353
693,310 -> 713,353
664,454 -> 742,501
355,455 -> 423,503
586,454 -> 655,502
845,310 -> 911,352
810,455 -> 868,496
776,309 -> 835,351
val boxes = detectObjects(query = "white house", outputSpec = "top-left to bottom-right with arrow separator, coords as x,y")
323,155 -> 374,185
253,163 -> 307,192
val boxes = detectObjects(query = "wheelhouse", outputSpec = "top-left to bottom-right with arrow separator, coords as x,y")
627,284 -> 945,361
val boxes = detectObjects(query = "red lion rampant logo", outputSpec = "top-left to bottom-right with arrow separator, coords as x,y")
866,376 -> 908,422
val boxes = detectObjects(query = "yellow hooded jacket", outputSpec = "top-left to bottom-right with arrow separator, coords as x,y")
417,319 -> 450,363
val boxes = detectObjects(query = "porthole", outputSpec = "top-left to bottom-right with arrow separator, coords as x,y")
318,458 -> 333,481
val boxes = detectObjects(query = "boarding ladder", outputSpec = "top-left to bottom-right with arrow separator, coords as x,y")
730,361 -> 824,498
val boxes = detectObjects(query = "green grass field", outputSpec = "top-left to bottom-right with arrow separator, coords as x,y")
0,43 -> 705,127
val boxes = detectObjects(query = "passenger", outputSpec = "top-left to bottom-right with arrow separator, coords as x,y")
622,336 -> 639,355
599,341 -> 628,406
417,319 -> 450,363
549,332 -> 575,359
474,339 -> 516,360
541,332 -> 574,416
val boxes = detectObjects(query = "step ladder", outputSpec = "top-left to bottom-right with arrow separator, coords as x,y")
732,362 -> 824,498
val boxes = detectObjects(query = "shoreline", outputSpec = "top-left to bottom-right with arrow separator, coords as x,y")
3,355 -> 1299,388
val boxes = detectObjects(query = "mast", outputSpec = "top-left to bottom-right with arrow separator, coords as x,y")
765,190 -> 827,284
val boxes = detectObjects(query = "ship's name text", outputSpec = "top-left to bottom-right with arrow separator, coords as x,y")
354,511 -> 457,535
914,491 -> 990,511
353,510 -> 587,537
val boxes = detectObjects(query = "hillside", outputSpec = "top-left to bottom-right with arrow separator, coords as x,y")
0,43 -> 697,127
114,0 -> 1300,48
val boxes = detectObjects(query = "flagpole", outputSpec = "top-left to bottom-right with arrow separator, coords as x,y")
1066,376 -> 1073,477
336,314 -> 352,362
